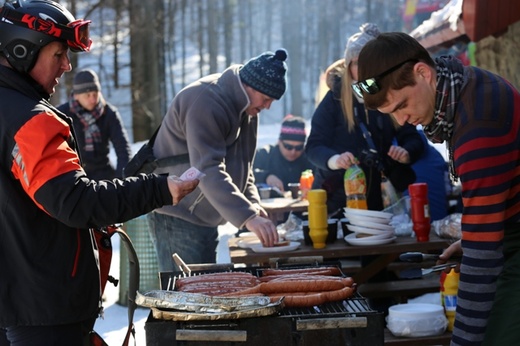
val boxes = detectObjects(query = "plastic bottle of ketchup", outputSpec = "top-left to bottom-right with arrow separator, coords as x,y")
409,182 -> 431,242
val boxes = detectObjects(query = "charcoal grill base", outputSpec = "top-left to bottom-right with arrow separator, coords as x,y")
146,265 -> 385,345
145,309 -> 384,346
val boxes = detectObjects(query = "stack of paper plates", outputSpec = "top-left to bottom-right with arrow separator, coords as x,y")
343,208 -> 395,246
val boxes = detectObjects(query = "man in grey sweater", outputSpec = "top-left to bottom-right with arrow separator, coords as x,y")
149,49 -> 289,271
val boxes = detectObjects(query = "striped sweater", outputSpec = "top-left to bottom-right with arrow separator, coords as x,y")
450,66 -> 520,345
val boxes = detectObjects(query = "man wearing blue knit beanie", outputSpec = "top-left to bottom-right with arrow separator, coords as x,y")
148,49 -> 289,271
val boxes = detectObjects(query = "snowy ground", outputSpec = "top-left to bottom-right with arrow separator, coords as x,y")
94,223 -> 237,345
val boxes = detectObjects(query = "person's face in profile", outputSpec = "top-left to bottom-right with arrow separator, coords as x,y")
243,85 -> 274,116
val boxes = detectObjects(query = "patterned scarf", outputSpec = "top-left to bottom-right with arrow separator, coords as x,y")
70,93 -> 105,152
423,56 -> 464,181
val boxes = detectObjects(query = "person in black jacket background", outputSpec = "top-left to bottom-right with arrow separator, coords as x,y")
58,69 -> 131,179
254,114 -> 314,193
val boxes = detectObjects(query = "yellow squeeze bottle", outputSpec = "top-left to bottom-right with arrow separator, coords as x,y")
307,189 -> 328,249
440,268 -> 459,331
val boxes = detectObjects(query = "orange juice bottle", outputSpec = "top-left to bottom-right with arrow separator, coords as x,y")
344,164 -> 367,209
300,170 -> 314,200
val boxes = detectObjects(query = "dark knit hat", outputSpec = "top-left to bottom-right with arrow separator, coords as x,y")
239,49 -> 288,100
279,114 -> 306,142
73,68 -> 101,94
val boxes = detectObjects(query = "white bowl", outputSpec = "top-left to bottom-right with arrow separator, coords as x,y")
387,303 -> 447,337
343,207 -> 393,220
347,218 -> 394,231
344,233 -> 396,246
345,214 -> 391,225
350,231 -> 395,240
347,224 -> 393,236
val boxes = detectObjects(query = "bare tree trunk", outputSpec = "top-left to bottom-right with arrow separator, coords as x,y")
113,0 -> 122,88
129,0 -> 165,141
181,0 -> 187,86
282,0 -> 303,118
197,1 -> 205,77
223,0 -> 233,67
207,0 -> 218,74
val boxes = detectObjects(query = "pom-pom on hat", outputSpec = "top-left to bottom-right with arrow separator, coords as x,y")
73,68 -> 101,94
279,114 -> 306,142
239,49 -> 288,100
344,23 -> 381,67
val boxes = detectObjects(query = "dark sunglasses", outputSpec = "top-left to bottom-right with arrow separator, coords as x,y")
281,142 -> 304,151
352,59 -> 418,99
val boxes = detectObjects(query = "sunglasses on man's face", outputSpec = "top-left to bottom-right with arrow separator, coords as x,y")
351,59 -> 418,99
281,142 -> 304,151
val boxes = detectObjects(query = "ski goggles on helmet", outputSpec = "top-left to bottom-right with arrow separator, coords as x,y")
352,59 -> 418,99
62,19 -> 92,52
0,7 -> 92,52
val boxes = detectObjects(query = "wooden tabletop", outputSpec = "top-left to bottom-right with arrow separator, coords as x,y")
259,197 -> 309,223
228,232 -> 450,284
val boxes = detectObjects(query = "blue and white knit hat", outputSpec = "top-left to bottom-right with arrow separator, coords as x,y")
239,49 -> 288,100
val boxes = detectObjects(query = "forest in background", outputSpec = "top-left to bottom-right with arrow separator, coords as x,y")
4,0 -> 414,141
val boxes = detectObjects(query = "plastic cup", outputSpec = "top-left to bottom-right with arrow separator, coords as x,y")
288,183 -> 300,199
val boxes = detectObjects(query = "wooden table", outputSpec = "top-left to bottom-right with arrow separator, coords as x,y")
228,232 -> 450,285
259,197 -> 309,224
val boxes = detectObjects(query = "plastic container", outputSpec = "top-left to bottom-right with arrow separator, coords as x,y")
299,170 -> 314,200
344,164 -> 367,209
440,268 -> 460,331
387,303 -> 448,337
381,174 -> 399,209
409,183 -> 431,241
307,189 -> 328,249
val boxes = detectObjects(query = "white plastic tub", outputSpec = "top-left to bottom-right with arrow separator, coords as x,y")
387,303 -> 448,337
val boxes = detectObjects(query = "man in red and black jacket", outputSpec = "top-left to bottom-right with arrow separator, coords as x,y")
0,1 -> 198,344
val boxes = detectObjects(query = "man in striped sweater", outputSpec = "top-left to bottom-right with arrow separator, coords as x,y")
356,32 -> 520,345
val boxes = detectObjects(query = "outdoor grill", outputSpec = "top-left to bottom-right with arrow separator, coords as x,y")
144,263 -> 385,346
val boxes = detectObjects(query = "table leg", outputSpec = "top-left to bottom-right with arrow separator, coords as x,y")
353,253 -> 399,284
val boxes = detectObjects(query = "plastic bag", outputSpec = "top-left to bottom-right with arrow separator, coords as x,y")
383,196 -> 413,237
433,213 -> 462,240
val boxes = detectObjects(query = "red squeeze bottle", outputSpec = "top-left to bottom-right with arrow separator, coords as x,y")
409,183 -> 431,242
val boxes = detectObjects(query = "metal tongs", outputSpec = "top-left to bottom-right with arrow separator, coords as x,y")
398,252 -> 460,279
399,251 -> 462,263
399,262 -> 458,279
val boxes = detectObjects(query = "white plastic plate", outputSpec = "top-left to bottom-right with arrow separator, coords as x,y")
250,241 -> 300,253
344,233 -> 396,246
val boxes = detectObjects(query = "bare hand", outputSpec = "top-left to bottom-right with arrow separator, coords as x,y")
387,145 -> 410,164
266,174 -> 284,192
245,216 -> 279,247
437,239 -> 462,273
167,176 -> 199,205
335,152 -> 359,169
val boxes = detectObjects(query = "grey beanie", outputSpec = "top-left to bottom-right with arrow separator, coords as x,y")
344,23 -> 381,67
73,69 -> 101,94
239,49 -> 288,100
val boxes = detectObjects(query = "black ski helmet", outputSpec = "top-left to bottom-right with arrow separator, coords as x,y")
0,0 -> 91,73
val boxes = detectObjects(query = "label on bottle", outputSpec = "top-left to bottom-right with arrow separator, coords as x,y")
444,295 -> 457,312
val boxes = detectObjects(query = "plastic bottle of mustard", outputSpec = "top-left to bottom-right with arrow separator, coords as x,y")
440,268 -> 459,331
344,164 -> 367,209
307,189 -> 328,249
